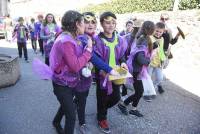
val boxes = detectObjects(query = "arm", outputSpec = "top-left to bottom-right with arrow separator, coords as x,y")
136,51 -> 150,66
40,26 -> 51,40
91,52 -> 112,73
170,37 -> 178,45
62,42 -> 92,73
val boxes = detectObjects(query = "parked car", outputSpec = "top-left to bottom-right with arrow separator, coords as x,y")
0,17 -> 6,39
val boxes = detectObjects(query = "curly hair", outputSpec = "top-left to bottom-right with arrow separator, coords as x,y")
61,10 -> 83,35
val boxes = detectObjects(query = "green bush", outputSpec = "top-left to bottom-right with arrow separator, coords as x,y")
179,0 -> 200,10
80,0 -> 200,14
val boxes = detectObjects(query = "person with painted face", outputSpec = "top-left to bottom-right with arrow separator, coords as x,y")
50,10 -> 93,134
93,11 -> 128,134
40,13 -> 61,66
72,12 -> 119,134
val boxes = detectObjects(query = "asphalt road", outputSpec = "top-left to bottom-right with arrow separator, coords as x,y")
0,41 -> 200,134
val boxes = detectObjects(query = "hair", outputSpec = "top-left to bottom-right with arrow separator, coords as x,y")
125,27 -> 140,57
136,21 -> 155,52
126,20 -> 133,27
18,17 -> 24,22
83,12 -> 95,17
43,13 -> 56,26
61,10 -> 83,36
31,18 -> 35,22
160,13 -> 169,19
100,11 -> 117,23
155,22 -> 165,29
37,14 -> 43,19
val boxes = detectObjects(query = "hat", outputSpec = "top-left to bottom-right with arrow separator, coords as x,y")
133,19 -> 143,27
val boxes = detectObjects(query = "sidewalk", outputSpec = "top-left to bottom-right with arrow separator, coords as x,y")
0,40 -> 200,134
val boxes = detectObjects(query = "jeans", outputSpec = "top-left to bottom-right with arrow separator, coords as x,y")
53,82 -> 76,134
148,66 -> 163,87
17,42 -> 28,60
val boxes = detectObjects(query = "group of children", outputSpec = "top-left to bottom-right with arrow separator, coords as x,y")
15,10 -> 181,134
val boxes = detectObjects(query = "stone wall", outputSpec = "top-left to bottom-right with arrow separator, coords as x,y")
0,54 -> 20,89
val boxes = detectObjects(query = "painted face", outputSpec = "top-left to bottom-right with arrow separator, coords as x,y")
47,15 -> 54,23
101,17 -> 116,35
84,20 -> 97,34
77,19 -> 85,35
126,23 -> 133,32
154,28 -> 164,38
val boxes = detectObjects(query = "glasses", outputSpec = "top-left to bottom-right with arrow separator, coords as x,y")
161,17 -> 169,21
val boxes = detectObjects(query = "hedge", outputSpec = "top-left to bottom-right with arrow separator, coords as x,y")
80,0 -> 200,14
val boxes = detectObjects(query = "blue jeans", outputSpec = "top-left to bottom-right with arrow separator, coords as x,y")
148,66 -> 163,87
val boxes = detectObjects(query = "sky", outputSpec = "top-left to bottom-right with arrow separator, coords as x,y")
10,0 -> 110,17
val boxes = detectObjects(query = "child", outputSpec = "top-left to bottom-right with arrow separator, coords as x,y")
13,17 -> 29,62
35,14 -> 44,55
118,21 -> 155,117
148,22 -> 166,94
50,10 -> 93,134
121,19 -> 143,101
40,13 -> 61,65
93,11 -> 128,133
28,18 -> 37,53
119,20 -> 134,36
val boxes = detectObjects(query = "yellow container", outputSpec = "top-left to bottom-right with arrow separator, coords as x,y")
109,66 -> 128,85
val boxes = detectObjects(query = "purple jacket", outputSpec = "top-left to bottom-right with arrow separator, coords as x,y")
50,33 -> 92,92
40,24 -> 61,58
93,33 -> 127,94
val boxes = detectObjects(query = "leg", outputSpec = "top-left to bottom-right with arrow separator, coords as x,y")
53,82 -> 76,134
31,39 -> 34,51
22,43 -> 28,61
106,83 -> 120,108
124,79 -> 144,107
121,84 -> 128,97
45,57 -> 49,66
154,67 -> 164,93
38,39 -> 44,55
75,90 -> 89,125
96,80 -> 108,121
17,42 -> 22,58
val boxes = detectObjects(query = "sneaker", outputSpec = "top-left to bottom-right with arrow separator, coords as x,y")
25,59 -> 29,63
117,103 -> 128,115
143,96 -> 152,102
129,109 -> 143,117
158,85 -> 165,94
79,124 -> 89,134
98,120 -> 111,134
150,95 -> 156,99
52,121 -> 64,134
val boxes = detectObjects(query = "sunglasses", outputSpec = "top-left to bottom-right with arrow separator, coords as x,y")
161,17 -> 169,21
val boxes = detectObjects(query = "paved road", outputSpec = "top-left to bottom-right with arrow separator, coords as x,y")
0,41 -> 200,134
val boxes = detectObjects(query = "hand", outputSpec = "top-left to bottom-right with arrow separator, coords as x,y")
153,42 -> 158,49
87,36 -> 93,49
86,62 -> 93,70
121,63 -> 128,70
175,32 -> 181,39
110,69 -> 120,76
